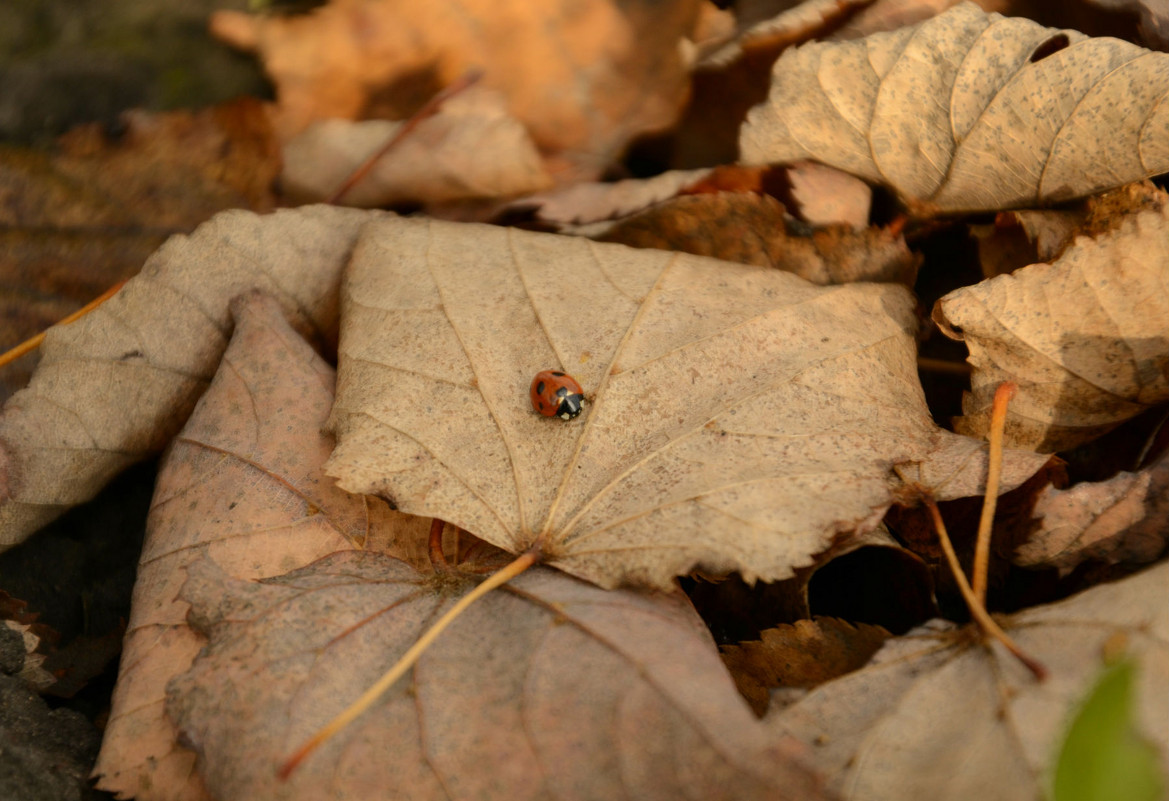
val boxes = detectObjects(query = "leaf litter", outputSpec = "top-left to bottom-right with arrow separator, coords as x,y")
94,291 -> 430,801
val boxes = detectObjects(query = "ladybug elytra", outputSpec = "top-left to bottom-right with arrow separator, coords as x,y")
530,370 -> 585,420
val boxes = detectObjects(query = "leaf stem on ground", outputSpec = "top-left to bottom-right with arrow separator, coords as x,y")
0,280 -> 127,369
924,497 -> 1046,680
972,381 -> 1016,605
277,548 -> 540,779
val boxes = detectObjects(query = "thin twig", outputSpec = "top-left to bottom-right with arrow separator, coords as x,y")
924,498 -> 1046,680
916,356 -> 972,376
0,280 -> 128,369
972,381 -> 1016,606
326,70 -> 484,205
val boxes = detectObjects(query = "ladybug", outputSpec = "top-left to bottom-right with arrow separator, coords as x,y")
530,370 -> 585,420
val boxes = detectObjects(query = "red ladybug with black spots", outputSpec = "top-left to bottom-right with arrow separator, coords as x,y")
530,370 -> 585,420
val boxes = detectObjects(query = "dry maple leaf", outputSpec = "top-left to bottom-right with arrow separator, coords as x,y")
739,2 -> 1169,213
94,292 -> 429,801
281,88 -> 552,208
768,560 -> 1169,801
211,0 -> 704,177
166,550 -> 829,801
0,206 -> 378,549
933,194 -> 1169,452
325,216 -> 1051,589
1012,447 -> 1169,574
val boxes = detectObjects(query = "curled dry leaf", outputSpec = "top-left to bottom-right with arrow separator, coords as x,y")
768,561 -> 1169,801
167,551 -> 829,801
212,0 -> 703,177
721,617 -> 893,716
0,205 -> 377,550
596,193 -> 917,285
325,217 -> 1051,589
740,2 -> 1169,213
94,292 -> 428,801
933,195 -> 1169,452
1013,448 -> 1169,574
970,207 -> 1087,279
281,89 -> 552,208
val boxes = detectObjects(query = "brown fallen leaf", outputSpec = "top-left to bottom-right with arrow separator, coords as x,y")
325,216 -> 1051,590
1013,448 -> 1169,574
0,100 -> 280,400
167,550 -> 829,801
768,560 -> 1169,801
740,2 -> 1169,213
0,206 -> 379,549
281,88 -> 552,208
596,192 -> 917,284
970,207 -> 1087,279
506,169 -> 713,229
721,617 -> 893,716
94,292 -> 429,801
933,193 -> 1169,452
211,0 -> 704,178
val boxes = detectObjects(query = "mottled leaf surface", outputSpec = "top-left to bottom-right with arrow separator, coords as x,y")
740,2 -> 1169,213
326,216 -> 1050,589
168,551 -> 828,801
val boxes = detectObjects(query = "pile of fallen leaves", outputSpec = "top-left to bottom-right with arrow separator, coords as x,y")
0,1 -> 1167,800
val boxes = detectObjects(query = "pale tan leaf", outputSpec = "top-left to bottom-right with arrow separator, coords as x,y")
325,216 -> 1051,589
1013,449 -> 1169,574
281,89 -> 551,208
0,205 -> 378,549
512,169 -> 713,229
740,2 -> 1169,213
93,292 -> 429,801
167,551 -> 829,801
933,195 -> 1169,451
768,561 -> 1169,801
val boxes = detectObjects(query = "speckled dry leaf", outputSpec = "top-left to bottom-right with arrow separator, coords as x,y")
1013,449 -> 1169,574
933,196 -> 1169,452
94,292 -> 429,801
597,193 -> 917,285
508,169 -> 712,229
740,2 -> 1169,213
211,0 -> 703,177
722,617 -> 892,715
325,216 -> 1051,589
768,561 -> 1169,801
0,205 -> 378,549
281,89 -> 551,208
167,550 -> 829,801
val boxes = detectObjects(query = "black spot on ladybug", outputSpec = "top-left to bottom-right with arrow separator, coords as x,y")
536,380 -> 546,395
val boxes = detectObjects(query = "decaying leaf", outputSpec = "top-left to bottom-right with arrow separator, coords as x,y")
325,216 -> 1050,589
94,292 -> 427,801
970,207 -> 1087,279
721,617 -> 893,715
1013,448 -> 1169,574
281,89 -> 552,208
596,192 -> 917,285
933,194 -> 1169,452
211,0 -> 704,177
740,2 -> 1169,213
168,551 -> 828,801
768,561 -> 1169,801
0,206 -> 378,549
